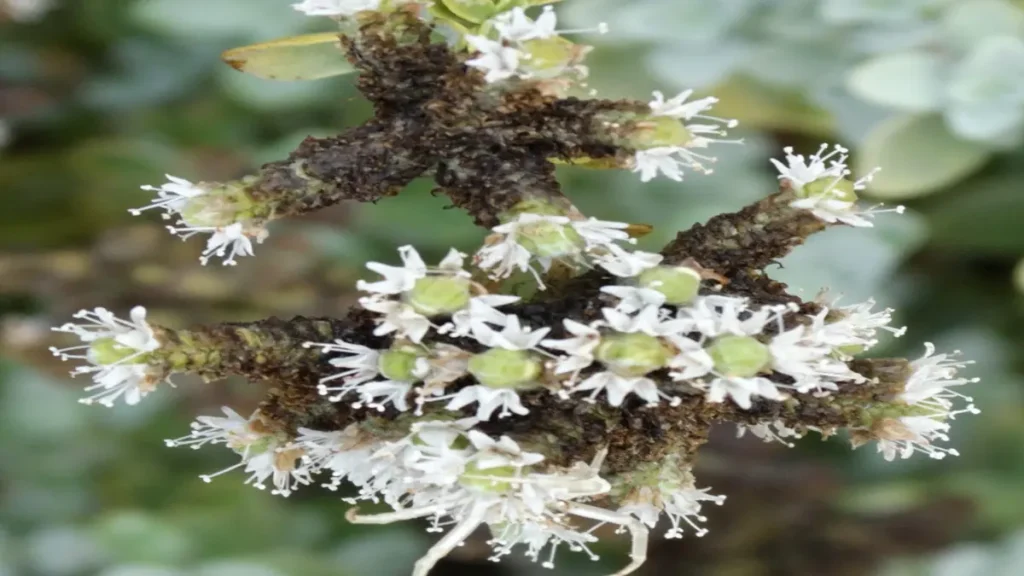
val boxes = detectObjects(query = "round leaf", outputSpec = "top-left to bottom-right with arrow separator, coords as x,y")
846,51 -> 943,112
222,33 -> 356,81
858,114 -> 991,199
941,0 -> 1024,52
923,174 -> 1024,255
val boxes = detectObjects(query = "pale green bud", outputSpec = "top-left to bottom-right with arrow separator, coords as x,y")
406,276 -> 472,317
178,184 -> 258,228
520,36 -> 589,74
627,115 -> 694,150
468,349 -> 543,389
88,338 -> 147,366
800,176 -> 858,203
378,348 -> 423,382
459,460 -> 521,492
707,335 -> 771,378
595,333 -> 673,377
517,219 -> 585,258
637,266 -> 701,305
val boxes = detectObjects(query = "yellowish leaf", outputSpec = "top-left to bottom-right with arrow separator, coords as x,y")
222,33 -> 356,82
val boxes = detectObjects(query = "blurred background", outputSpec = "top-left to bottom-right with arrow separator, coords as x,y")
1,0 -> 1023,575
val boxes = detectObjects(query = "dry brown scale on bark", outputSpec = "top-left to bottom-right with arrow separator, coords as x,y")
47,3 -> 979,576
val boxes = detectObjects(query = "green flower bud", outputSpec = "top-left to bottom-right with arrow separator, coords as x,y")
468,349 -> 542,389
517,219 -> 584,258
521,37 -> 588,74
406,276 -> 472,316
88,338 -> 147,366
637,266 -> 701,305
595,333 -> 673,377
178,184 -> 258,228
628,116 -> 694,150
459,460 -> 521,492
378,348 -> 424,382
707,335 -> 771,378
799,176 -> 858,203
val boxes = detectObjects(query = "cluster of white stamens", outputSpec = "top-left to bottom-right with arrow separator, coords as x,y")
49,307 -> 165,407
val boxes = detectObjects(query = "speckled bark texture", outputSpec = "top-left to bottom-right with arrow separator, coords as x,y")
244,12 -> 645,227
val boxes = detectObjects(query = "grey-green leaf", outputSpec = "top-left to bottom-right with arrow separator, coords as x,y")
858,114 -> 991,199
846,51 -> 943,112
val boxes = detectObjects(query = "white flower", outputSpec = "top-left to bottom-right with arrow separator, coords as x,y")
304,339 -> 427,411
649,90 -> 737,127
50,307 -> 164,407
874,416 -> 958,461
541,319 -> 603,375
357,245 -> 429,295
573,372 -> 663,406
593,245 -> 663,278
771,143 -> 902,228
736,419 -> 801,447
602,305 -> 687,338
465,35 -> 523,83
359,296 -> 432,342
440,294 -> 521,338
291,0 -> 380,17
570,217 -> 633,245
601,285 -> 667,314
471,314 -> 550,350
345,433 -> 649,576
618,459 -> 724,539
768,325 -> 864,393
166,221 -> 267,266
130,174 -> 205,217
167,407 -> 312,496
493,6 -> 558,42
807,296 -> 906,352
706,376 -> 783,410
445,385 -> 530,420
475,213 -> 569,282
901,343 -> 979,408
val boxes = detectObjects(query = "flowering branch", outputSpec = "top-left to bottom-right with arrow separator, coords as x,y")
49,3 -> 977,576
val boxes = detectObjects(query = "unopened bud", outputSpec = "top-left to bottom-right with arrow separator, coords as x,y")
596,332 -> 672,377
468,349 -> 543,389
707,335 -> 770,378
378,347 -> 425,382
406,276 -> 472,316
637,266 -> 701,305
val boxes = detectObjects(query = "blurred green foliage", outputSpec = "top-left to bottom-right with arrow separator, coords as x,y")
1,1 -> 1023,575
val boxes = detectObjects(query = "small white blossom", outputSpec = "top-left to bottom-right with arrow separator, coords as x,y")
771,143 -> 902,227
541,319 -> 603,376
593,245 -> 663,278
471,314 -> 550,350
304,339 -> 427,411
601,284 -> 667,314
736,419 -> 801,447
357,245 -> 429,295
618,459 -> 724,539
573,372 -> 663,406
130,174 -> 205,217
570,217 -> 633,245
440,294 -> 521,338
808,296 -> 906,352
297,425 -> 381,490
649,90 -> 738,128
291,0 -> 380,17
167,407 -> 312,497
445,385 -> 530,420
50,307 -> 164,407
493,6 -> 559,42
466,35 -> 523,83
166,221 -> 268,266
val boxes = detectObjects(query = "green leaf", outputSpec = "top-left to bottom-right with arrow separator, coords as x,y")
941,0 -> 1024,52
441,0 -> 501,23
222,34 -> 356,81
1015,258 -> 1024,293
858,114 -> 991,199
846,51 -> 943,112
923,174 -> 1024,255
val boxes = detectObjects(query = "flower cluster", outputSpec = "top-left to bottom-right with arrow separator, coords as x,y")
47,1 -> 984,572
49,307 -> 165,407
130,175 -> 268,266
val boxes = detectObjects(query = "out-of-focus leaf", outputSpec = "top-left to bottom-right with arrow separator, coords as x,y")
218,66 -> 339,110
859,114 -> 991,199
222,34 -> 356,81
711,76 -> 834,136
92,511 -> 194,566
846,51 -> 943,112
1014,258 -> 1024,293
923,174 -> 1024,255
945,36 -> 1024,142
132,0 -> 308,41
941,0 -> 1024,52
